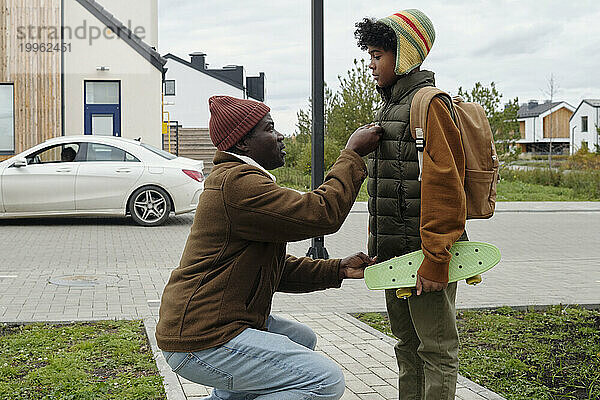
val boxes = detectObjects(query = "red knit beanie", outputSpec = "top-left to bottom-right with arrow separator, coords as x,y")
208,96 -> 270,151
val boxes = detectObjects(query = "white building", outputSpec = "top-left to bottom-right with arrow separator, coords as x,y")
516,100 -> 575,154
163,52 -> 265,129
569,99 -> 600,154
63,0 -> 164,147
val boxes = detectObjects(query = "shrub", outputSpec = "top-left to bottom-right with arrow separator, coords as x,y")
561,170 -> 600,199
272,166 -> 311,190
562,146 -> 600,171
500,167 -> 563,187
500,167 -> 600,200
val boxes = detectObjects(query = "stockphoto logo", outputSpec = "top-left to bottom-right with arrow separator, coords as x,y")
16,19 -> 147,46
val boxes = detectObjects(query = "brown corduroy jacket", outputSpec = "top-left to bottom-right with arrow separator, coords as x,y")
155,149 -> 367,352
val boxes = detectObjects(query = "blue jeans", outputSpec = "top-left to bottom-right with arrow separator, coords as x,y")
162,315 -> 345,400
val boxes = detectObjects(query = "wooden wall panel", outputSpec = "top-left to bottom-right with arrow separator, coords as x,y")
519,121 -> 525,139
0,0 -> 61,160
162,127 -> 217,174
543,108 -> 573,139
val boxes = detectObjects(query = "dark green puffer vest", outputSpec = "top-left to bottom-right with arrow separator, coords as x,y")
367,70 -> 435,262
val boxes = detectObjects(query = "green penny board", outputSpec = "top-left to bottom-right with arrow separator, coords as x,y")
364,241 -> 501,290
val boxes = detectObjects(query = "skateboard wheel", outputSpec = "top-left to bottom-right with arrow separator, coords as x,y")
466,274 -> 482,285
396,288 -> 412,299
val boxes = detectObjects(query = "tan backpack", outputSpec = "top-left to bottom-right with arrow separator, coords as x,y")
410,87 -> 499,220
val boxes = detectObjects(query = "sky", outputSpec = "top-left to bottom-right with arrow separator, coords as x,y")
158,0 -> 600,136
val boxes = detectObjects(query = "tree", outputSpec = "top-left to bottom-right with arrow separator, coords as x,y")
597,125 -> 600,154
326,59 -> 381,147
286,59 -> 381,173
284,85 -> 338,173
542,74 -> 559,167
457,82 -> 520,160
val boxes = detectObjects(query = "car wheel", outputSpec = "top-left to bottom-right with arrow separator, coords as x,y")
128,186 -> 171,226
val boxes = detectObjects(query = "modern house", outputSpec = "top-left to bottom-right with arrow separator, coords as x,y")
63,0 -> 164,147
516,100 -> 575,154
162,52 -> 265,129
0,0 -> 164,161
569,99 -> 600,154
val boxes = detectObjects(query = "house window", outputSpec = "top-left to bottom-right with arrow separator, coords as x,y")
84,81 -> 121,137
86,81 -> 120,104
164,80 -> 175,96
581,116 -> 588,132
0,84 -> 15,154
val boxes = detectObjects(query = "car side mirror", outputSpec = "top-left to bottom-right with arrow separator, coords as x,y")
12,157 -> 27,168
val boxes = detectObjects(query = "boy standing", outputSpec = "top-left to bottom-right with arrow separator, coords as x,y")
355,9 -> 467,400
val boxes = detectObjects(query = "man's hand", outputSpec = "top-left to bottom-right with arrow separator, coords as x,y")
345,123 -> 383,156
415,274 -> 448,295
339,252 -> 377,280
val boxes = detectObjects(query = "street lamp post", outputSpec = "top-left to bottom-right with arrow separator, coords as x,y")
306,0 -> 329,259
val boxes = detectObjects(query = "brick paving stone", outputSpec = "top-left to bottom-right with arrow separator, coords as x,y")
372,383 -> 399,399
341,363 -> 372,375
456,387 -> 488,400
180,382 -> 210,397
357,394 -> 386,400
346,379 -> 376,394
354,373 -> 388,386
370,366 -> 397,379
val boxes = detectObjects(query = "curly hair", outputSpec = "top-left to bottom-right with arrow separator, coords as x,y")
354,17 -> 397,52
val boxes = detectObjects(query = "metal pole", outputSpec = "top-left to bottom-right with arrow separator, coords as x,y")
306,0 -> 329,259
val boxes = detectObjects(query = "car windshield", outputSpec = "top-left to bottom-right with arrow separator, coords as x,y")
140,143 -> 177,160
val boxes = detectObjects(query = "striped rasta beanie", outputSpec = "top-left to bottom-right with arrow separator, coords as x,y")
378,9 -> 435,75
208,96 -> 270,151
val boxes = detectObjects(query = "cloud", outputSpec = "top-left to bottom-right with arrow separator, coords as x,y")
475,23 -> 559,57
158,0 -> 600,135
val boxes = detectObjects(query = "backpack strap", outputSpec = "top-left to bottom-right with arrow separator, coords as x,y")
410,87 -> 454,181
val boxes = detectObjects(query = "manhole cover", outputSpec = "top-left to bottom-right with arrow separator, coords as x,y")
48,274 -> 121,287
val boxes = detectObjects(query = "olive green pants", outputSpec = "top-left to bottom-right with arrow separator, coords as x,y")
385,282 -> 459,400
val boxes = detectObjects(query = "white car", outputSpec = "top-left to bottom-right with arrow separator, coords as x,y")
0,136 -> 204,226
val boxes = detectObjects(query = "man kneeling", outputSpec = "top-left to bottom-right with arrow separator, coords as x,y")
155,96 -> 382,399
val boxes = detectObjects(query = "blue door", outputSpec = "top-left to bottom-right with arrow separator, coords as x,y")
84,81 -> 121,137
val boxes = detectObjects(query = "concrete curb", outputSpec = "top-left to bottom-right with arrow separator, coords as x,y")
349,201 -> 600,214
143,318 -> 187,400
457,303 -> 600,312
335,312 -> 508,400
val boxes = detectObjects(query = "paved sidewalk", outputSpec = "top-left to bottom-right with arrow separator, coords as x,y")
146,312 -> 505,400
1,202 -> 599,399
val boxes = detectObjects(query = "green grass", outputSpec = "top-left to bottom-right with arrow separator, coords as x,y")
274,165 -> 600,202
0,320 -> 166,400
500,168 -> 600,200
355,306 -> 600,400
495,180 -> 587,201
272,167 -> 369,201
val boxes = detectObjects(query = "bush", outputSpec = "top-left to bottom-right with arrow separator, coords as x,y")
562,146 -> 600,170
529,154 -> 569,161
500,167 -> 563,187
295,139 -> 343,175
272,166 -> 311,191
500,167 -> 600,200
561,170 -> 600,199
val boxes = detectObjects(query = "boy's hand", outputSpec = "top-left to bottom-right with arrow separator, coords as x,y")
339,252 -> 377,280
415,274 -> 448,295
346,123 -> 383,156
